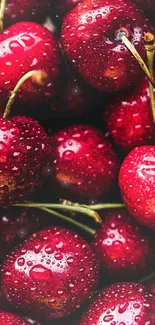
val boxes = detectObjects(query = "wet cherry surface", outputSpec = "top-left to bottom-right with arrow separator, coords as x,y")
2,227 -> 99,320
80,282 -> 155,325
92,209 -> 155,281
61,0 -> 150,92
0,22 -> 61,111
0,311 -> 29,324
50,124 -> 119,201
103,75 -> 155,152
0,116 -> 51,205
119,146 -> 155,230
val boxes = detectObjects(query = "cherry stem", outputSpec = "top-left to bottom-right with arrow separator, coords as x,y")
14,202 -> 102,224
144,32 -> 155,124
60,199 -> 125,211
0,0 -> 6,32
39,207 -> 96,235
3,70 -> 48,119
121,34 -> 155,88
81,203 -> 125,210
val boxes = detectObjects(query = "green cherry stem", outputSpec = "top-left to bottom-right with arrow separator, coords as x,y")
121,34 -> 155,88
39,207 -> 96,235
144,32 -> 155,124
14,202 -> 102,224
60,199 -> 125,211
81,203 -> 125,210
3,70 -> 48,118
0,0 -> 6,32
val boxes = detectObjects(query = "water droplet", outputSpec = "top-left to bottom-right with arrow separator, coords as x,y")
17,257 -> 25,266
45,246 -> 53,254
20,34 -> 35,46
67,256 -> 74,265
133,303 -> 140,309
30,265 -> 52,281
118,302 -> 129,313
103,315 -> 114,322
34,244 -> 41,254
54,252 -> 63,260
62,150 -> 75,159
9,40 -> 24,52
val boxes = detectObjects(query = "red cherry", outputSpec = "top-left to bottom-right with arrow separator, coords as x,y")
103,75 -> 155,152
50,125 -> 119,202
4,0 -> 48,28
92,209 -> 155,281
119,145 -> 155,230
1,227 -> 99,320
0,116 -> 51,205
80,282 -> 155,325
0,22 -> 61,112
0,312 -> 29,325
61,0 -> 150,93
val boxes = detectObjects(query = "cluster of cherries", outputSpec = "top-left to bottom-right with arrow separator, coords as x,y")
1,0 -> 155,325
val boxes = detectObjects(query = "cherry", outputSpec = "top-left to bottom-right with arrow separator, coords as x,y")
0,22 -> 61,112
0,116 -> 51,205
92,208 -> 155,282
1,226 -> 99,320
61,0 -> 150,93
103,75 -> 155,152
50,125 -> 119,202
119,145 -> 155,230
80,282 -> 155,325
3,0 -> 48,28
0,312 -> 29,324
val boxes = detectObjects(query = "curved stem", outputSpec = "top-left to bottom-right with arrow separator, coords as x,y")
144,33 -> 155,124
122,35 -> 155,88
39,207 -> 96,235
0,0 -> 6,32
3,70 -> 48,118
14,202 -> 102,224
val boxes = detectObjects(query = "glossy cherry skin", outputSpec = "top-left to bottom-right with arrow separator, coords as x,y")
80,282 -> 155,325
4,0 -> 48,28
103,75 -> 155,152
92,209 -> 155,281
61,0 -> 150,93
119,145 -> 155,230
0,116 -> 51,206
0,22 -> 61,111
0,312 -> 29,325
1,227 -> 99,320
50,125 -> 119,202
